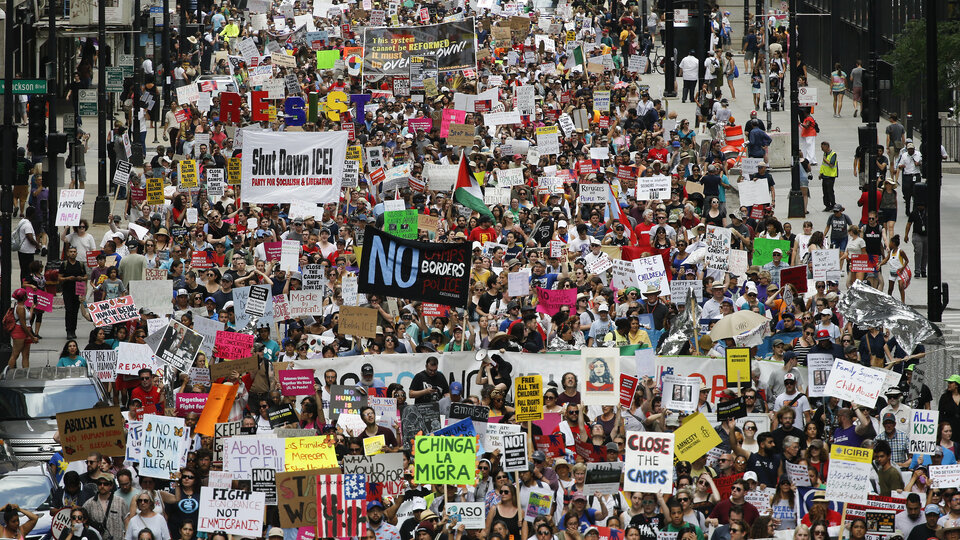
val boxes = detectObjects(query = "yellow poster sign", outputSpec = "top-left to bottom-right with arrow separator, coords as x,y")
725,348 -> 751,388
514,375 -> 544,422
146,176 -> 165,205
179,160 -> 198,189
673,412 -> 723,463
227,157 -> 241,185
831,445 -> 873,464
284,436 -> 338,471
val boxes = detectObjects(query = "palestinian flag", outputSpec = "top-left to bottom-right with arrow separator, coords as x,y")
455,151 -> 494,220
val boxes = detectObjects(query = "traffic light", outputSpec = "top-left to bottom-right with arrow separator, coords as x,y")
26,96 -> 46,156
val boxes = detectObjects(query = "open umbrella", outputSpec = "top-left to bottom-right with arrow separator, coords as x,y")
708,310 -> 769,341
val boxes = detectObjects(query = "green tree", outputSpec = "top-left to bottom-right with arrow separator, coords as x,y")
884,20 -> 960,109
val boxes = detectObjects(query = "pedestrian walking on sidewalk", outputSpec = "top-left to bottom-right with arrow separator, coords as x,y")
830,63 -> 847,117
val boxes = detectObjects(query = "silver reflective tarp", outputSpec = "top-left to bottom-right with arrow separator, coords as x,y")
836,280 -> 943,354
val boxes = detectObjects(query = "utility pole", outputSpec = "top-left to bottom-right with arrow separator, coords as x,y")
864,0 -> 879,214
663,0 -> 676,97
46,0 -> 60,260
163,0 -> 171,117
2,0 -> 15,349
926,0 -> 946,321
93,0 -> 110,222
786,0 -> 803,218
697,0 -> 706,86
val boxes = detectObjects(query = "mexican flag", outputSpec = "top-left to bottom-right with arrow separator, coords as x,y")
455,151 -> 494,220
567,45 -> 585,68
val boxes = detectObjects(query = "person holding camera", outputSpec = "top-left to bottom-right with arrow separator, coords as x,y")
409,356 -> 450,404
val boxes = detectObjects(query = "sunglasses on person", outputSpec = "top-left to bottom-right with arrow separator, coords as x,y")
500,489 -> 511,495
71,514 -> 85,521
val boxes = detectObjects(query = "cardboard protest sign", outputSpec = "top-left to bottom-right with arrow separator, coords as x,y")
624,432 -> 674,493
88,296 -> 139,326
339,306 -> 379,338
826,445 -> 873,504
502,433 -> 528,473
661,374 -> 698,412
413,435 -> 477,484
673,413 -> 723,463
342,454 -> 405,497
725,348 -> 751,388
514,375 -> 543,422
214,331 -> 255,360
911,409 -> 939,455
582,348 -> 618,405
140,414 -> 186,479
56,406 -> 125,461
276,469 -> 337,528
280,369 -> 317,396
824,359 -> 887,406
209,355 -> 260,381
198,487 -> 266,536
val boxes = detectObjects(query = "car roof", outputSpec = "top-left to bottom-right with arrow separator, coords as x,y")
1,366 -> 95,385
0,463 -> 53,479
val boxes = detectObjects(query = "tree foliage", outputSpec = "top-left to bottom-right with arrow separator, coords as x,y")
884,20 -> 960,108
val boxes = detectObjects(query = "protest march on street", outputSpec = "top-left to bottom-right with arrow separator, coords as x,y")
1,3 -> 957,540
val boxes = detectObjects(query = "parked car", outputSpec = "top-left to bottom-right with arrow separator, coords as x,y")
0,464 -> 56,540
0,367 -> 106,463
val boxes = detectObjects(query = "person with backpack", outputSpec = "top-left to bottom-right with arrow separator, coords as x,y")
5,288 -> 39,369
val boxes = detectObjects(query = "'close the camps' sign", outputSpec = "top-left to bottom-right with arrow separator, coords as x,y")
624,432 -> 674,493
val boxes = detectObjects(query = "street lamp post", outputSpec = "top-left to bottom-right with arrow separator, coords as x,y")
92,0 -> 110,222
663,0 -> 676,97
786,0 -> 804,218
926,0 -> 946,321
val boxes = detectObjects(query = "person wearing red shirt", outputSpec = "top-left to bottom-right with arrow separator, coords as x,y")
468,215 -> 498,245
130,368 -> 164,415
856,188 -> 882,225
633,210 -> 655,250
646,137 -> 669,162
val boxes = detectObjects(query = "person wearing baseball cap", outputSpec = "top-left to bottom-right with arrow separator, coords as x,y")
772,373 -> 810,429
816,308 -> 841,342
366,500 -> 398,539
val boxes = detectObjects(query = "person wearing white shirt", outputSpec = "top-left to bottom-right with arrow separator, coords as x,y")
897,142 -> 922,213
678,50 -> 700,103
815,309 -> 842,342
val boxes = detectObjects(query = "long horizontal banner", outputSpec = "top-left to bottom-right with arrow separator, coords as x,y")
296,352 -> 800,405
240,131 -> 348,204
358,225 -> 471,308
362,19 -> 477,76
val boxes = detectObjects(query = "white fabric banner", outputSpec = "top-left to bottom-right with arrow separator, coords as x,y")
240,131 -> 348,203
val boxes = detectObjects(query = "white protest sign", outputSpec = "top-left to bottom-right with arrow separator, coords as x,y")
633,256 -> 670,296
140,414 -> 186,479
824,359 -> 888,406
198,487 -> 266,536
279,240 -> 300,271
612,259 -> 640,290
496,168 -> 524,187
635,175 -> 671,200
579,184 -> 607,203
447,502 -> 485,529
508,269 -> 531,297
705,225 -> 731,272
56,189 -> 85,226
82,349 -> 118,382
812,249 -> 841,280
661,374 -> 698,412
116,342 -> 156,375
739,178 -> 772,206
624,432 -> 674,493
910,409 -> 939,455
669,280 -> 703,303
931,464 -> 960,488
826,446 -> 873,504
806,353 -> 835,397
741,158 -> 764,176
